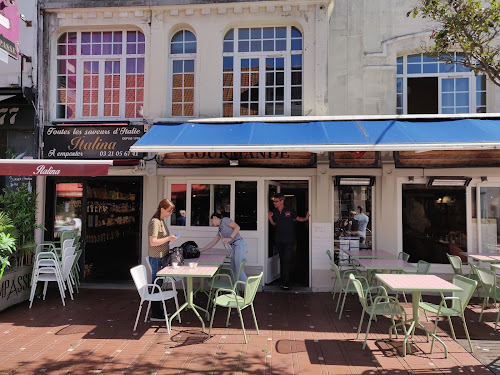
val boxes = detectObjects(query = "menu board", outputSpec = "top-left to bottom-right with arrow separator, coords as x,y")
311,223 -> 333,269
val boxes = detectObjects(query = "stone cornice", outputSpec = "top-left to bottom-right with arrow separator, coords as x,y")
44,0 -> 332,19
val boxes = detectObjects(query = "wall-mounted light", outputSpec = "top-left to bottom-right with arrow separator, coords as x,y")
229,160 -> 239,166
408,176 -> 415,182
428,177 -> 471,187
335,176 -> 375,186
481,176 -> 488,182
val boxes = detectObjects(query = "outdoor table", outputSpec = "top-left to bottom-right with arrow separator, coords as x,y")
358,258 -> 415,283
459,252 -> 500,262
342,249 -> 396,259
157,264 -> 219,332
376,274 -> 462,357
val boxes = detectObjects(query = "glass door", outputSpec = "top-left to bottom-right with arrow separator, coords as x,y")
477,186 -> 500,253
54,182 -> 83,239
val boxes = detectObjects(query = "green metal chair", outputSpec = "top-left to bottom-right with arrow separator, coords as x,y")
349,274 -> 408,350
419,274 -> 477,354
398,252 -> 410,261
447,253 -> 481,297
474,266 -> 500,329
209,272 -> 263,343
326,250 -> 360,299
206,258 -> 247,312
331,260 -> 370,319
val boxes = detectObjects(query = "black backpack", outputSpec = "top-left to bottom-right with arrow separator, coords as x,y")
181,241 -> 200,259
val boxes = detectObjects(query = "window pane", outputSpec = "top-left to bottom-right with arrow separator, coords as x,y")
191,184 -> 231,227
456,78 -> 468,91
235,181 -> 257,230
171,184 -> 187,226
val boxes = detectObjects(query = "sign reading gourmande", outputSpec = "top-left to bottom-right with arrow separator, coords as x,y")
163,152 -> 315,167
43,124 -> 144,159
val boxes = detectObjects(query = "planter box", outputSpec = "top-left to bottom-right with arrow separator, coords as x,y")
0,265 -> 32,312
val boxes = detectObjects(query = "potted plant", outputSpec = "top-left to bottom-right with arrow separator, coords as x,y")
0,185 -> 41,311
0,212 -> 16,279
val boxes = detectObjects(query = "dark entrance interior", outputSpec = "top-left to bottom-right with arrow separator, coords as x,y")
267,180 -> 309,288
402,184 -> 467,264
45,176 -> 142,282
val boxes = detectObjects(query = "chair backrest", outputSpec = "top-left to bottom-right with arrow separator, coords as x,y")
130,265 -> 148,298
349,273 -> 368,309
35,242 -> 57,258
451,274 -> 478,312
62,238 -> 75,251
447,253 -> 463,275
398,252 -> 410,262
329,260 -> 344,289
62,246 -> 75,260
236,258 -> 247,281
243,272 -> 263,305
416,260 -> 431,275
474,266 -> 495,297
326,250 -> 333,262
62,254 -> 77,278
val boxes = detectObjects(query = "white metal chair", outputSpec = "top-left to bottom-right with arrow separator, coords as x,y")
130,265 -> 181,333
145,256 -> 186,301
29,253 -> 76,308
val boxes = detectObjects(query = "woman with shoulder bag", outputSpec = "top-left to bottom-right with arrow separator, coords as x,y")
200,213 -> 248,283
148,199 -> 178,321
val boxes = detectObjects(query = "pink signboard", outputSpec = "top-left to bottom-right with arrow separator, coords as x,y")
0,161 -> 110,176
0,1 -> 20,59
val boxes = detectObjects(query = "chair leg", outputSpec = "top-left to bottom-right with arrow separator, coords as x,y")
134,300 -> 144,331
161,300 -> 171,335
237,306 -> 247,344
447,316 -> 456,341
356,309 -> 365,339
250,303 -> 259,334
332,278 -> 337,300
226,307 -> 232,327
173,294 -> 181,323
363,313 -> 374,350
145,301 -> 151,322
208,303 -> 217,339
338,290 -> 348,319
461,313 -> 473,352
429,313 -> 440,354
495,308 -> 500,330
479,296 -> 488,322
205,288 -> 214,315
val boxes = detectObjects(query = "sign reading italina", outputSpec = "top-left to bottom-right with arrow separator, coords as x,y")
163,152 -> 315,167
0,161 -> 109,176
43,124 -> 144,159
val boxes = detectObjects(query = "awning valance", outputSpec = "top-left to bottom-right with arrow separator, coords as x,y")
130,118 -> 500,153
0,159 -> 112,176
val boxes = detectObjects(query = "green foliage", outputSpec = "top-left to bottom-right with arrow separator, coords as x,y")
0,185 -> 41,267
0,213 -> 16,279
409,0 -> 500,86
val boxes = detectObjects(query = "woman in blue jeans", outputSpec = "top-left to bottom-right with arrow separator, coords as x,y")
200,213 -> 248,283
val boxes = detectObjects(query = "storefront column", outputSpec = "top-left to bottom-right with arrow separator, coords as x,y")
141,160 -> 159,267
375,163 -> 400,254
35,176 -> 46,244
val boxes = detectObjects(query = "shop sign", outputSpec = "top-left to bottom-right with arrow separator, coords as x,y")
43,124 -> 144,159
0,1 -> 20,60
162,152 -> 315,168
395,150 -> 500,168
0,266 -> 32,312
6,175 -> 33,189
0,95 -> 36,130
0,161 -> 109,176
330,151 -> 380,168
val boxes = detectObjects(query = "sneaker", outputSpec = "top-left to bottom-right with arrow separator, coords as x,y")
281,284 -> 289,290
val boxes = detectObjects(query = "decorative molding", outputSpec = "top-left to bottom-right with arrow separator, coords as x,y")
88,12 -> 97,18
266,6 -> 276,13
365,31 -> 432,58
185,8 -> 194,15
57,13 -> 66,19
218,7 -> 227,14
363,65 -> 396,71
299,4 -> 309,11
283,5 -> 292,11
250,6 -> 259,13
234,7 -> 243,14
170,9 -> 179,16
103,11 -> 113,18
134,10 -> 144,17
119,11 -> 129,18
72,13 -> 82,19
201,8 -> 210,15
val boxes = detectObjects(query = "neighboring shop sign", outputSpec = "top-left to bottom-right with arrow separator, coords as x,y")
162,152 -> 315,167
0,160 -> 110,176
329,152 -> 380,168
6,175 -> 33,189
395,150 -> 500,168
0,1 -> 20,59
43,124 -> 144,159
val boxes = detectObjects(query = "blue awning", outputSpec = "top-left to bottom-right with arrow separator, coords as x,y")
130,118 -> 500,153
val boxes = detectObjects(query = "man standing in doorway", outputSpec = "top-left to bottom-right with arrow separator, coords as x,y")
354,206 -> 369,244
268,193 -> 310,290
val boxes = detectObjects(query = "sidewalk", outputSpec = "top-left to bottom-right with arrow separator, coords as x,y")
0,287 -> 496,374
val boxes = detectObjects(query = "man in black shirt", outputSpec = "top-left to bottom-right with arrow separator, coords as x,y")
268,193 -> 310,290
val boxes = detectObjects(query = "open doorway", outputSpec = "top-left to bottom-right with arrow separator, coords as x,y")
266,180 -> 309,289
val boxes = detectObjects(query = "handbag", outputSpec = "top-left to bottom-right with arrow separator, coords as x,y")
182,241 -> 200,259
170,246 -> 184,266
161,251 -> 172,267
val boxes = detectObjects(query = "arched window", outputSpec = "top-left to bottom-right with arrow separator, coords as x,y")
222,26 -> 303,117
396,52 -> 486,114
170,30 -> 196,117
56,31 -> 145,119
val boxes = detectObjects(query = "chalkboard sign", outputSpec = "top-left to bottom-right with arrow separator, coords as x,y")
5,175 -> 34,190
